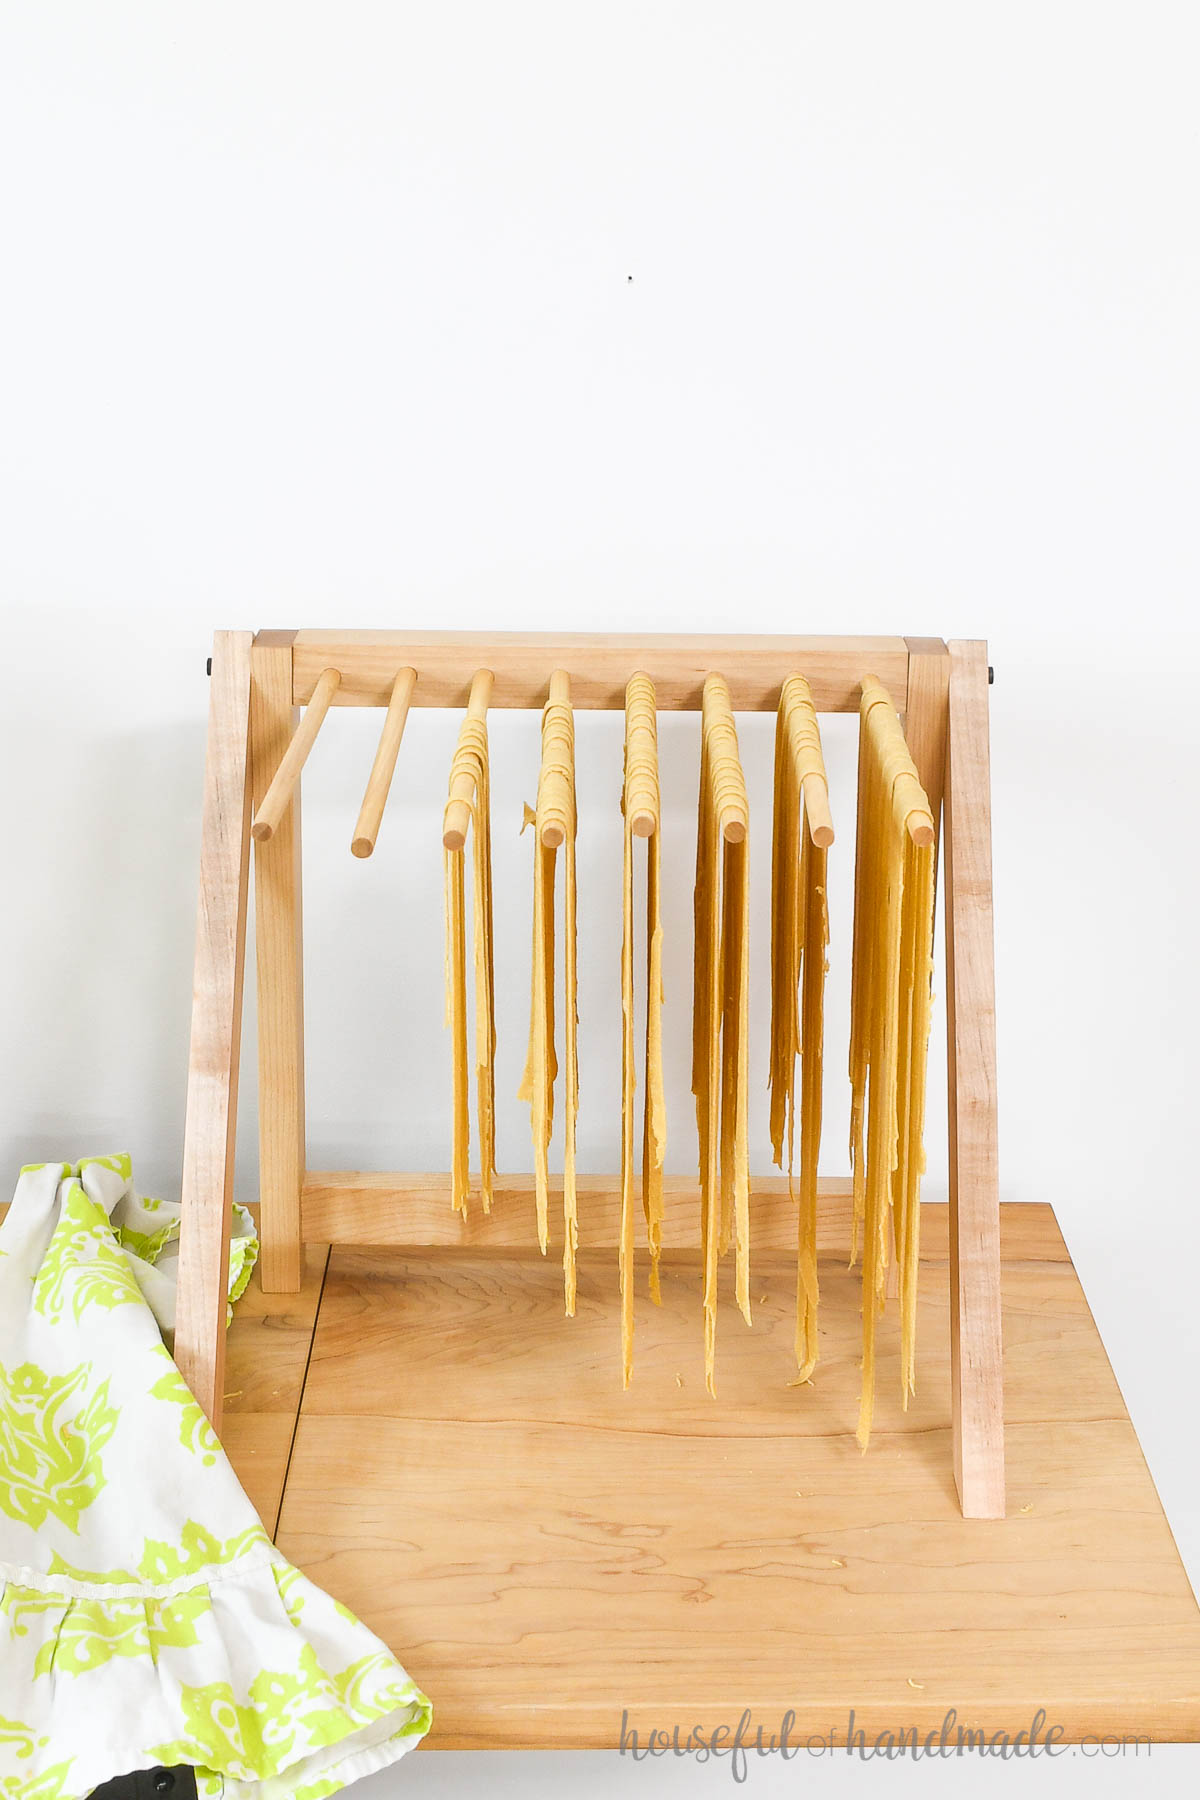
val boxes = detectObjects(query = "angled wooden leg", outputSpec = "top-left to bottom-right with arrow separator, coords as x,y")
943,639 -> 1005,1518
252,631 -> 306,1293
175,631 -> 254,1432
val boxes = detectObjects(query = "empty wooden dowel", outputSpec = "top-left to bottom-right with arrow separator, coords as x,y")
443,670 -> 495,851
351,667 -> 417,858
538,671 -> 575,850
624,673 -> 660,838
252,666 -> 340,843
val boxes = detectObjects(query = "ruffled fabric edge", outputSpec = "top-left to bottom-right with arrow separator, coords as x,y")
0,1553 -> 432,1799
9,1155 -> 260,1331
106,1166 -> 260,1329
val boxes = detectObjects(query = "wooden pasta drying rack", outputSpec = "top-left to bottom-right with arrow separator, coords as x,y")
172,629 -> 1200,1749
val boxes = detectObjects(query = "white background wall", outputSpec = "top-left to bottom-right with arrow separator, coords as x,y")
2,4 -> 1198,1792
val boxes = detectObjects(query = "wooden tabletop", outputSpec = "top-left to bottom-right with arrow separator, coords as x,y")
223,1202 -> 1200,1747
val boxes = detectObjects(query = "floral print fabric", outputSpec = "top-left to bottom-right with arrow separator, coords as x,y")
0,1158 -> 431,1799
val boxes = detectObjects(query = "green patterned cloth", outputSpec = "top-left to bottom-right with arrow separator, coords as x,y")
0,1157 -> 432,1799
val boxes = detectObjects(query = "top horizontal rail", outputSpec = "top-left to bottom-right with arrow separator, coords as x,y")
278,631 -> 918,712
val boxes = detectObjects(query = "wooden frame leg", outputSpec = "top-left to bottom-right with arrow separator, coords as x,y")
174,631 -> 254,1431
252,631 -> 306,1293
943,639 -> 1005,1518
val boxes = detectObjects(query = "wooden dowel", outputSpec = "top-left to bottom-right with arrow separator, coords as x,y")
624,673 -> 659,838
860,675 -> 936,849
779,674 -> 834,850
895,769 -> 936,847
907,810 -> 936,848
802,775 -> 835,849
443,670 -> 495,851
351,667 -> 417,858
251,666 -> 340,843
538,670 -> 575,850
702,673 -> 748,844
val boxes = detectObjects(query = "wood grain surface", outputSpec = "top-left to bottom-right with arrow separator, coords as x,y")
287,631 -> 911,712
250,636 -> 307,1293
219,1201 -> 1200,1748
944,639 -> 1005,1517
173,630 -> 253,1427
221,1239 -> 328,1534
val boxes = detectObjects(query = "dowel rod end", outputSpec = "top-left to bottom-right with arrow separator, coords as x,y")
349,666 -> 417,859
468,668 -> 496,715
801,774 -> 835,849
630,811 -> 657,839
252,665 -> 340,845
443,793 -> 471,851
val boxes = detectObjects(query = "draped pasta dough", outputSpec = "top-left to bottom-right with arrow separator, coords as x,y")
518,675 -> 579,1310
643,814 -> 666,1304
768,675 -> 830,1384
620,675 -> 666,1386
849,677 -> 937,1449
443,706 -> 495,1216
692,673 -> 750,1396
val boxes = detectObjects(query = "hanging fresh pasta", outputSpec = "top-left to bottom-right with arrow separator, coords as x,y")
849,675 -> 937,1449
769,674 -> 833,1385
692,672 -> 750,1396
518,671 -> 580,1309
619,673 -> 666,1385
443,669 -> 496,1216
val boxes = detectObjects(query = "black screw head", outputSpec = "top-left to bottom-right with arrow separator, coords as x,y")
153,1773 -> 174,1794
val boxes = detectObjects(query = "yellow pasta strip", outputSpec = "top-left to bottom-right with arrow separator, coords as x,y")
692,715 -> 720,1392
516,812 -> 552,1251
620,786 -> 635,1383
725,835 -> 750,1324
518,677 -> 577,1303
768,704 -> 796,1177
444,844 -> 469,1214
643,825 -> 666,1304
898,831 -> 935,1403
442,700 -> 496,1216
847,700 -> 872,1269
563,829 -> 578,1313
768,676 -> 831,1384
794,824 -> 828,1382
848,677 -> 937,1447
692,673 -> 749,1395
620,675 -> 666,1382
